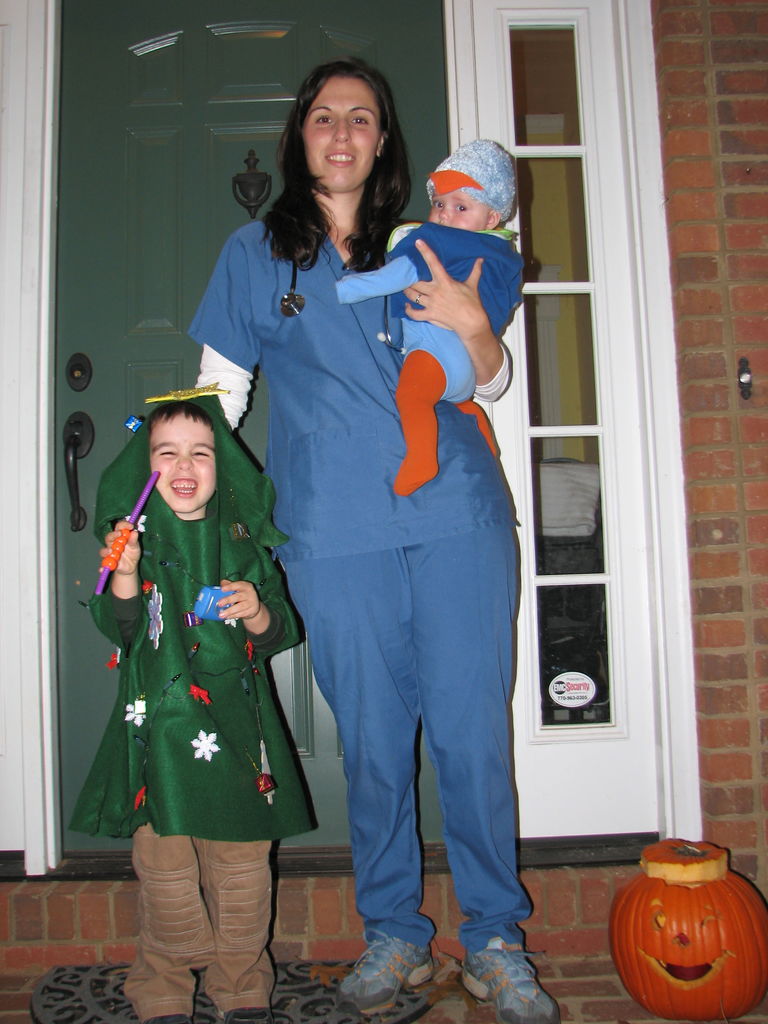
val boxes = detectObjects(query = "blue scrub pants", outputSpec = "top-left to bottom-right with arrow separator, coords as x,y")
284,525 -> 531,953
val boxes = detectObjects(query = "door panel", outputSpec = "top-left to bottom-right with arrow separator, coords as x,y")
447,0 -> 661,836
57,0 -> 447,851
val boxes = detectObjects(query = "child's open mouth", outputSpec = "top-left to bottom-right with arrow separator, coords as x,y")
171,479 -> 197,497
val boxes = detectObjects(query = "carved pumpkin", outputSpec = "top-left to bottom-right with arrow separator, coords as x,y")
609,839 -> 768,1020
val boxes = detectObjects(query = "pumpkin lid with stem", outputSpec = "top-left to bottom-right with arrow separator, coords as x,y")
641,839 -> 728,885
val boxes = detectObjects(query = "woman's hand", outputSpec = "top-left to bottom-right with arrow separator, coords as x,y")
403,239 -> 504,385
219,579 -> 271,635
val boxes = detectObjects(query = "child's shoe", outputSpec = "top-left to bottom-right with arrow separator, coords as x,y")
222,1011 -> 273,1024
144,1017 -> 192,1024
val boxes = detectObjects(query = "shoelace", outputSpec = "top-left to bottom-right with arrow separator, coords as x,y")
474,947 -> 541,999
353,937 -> 421,979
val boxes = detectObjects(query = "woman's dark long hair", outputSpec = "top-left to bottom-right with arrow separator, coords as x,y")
263,58 -> 411,272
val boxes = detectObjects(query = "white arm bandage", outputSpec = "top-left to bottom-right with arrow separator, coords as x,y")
474,345 -> 511,402
196,344 -> 253,428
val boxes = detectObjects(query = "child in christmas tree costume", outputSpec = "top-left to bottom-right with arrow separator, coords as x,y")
336,139 -> 523,495
70,390 -> 313,1024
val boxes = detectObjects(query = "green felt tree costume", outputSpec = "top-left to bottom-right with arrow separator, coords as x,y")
70,393 -> 313,842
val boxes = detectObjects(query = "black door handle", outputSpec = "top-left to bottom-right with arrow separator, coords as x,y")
62,412 -> 95,532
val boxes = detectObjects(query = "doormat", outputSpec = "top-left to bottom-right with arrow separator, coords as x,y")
30,962 -> 434,1024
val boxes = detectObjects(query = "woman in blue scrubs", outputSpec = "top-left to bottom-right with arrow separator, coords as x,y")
192,57 -> 559,1024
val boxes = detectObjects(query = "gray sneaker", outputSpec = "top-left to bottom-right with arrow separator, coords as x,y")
462,939 -> 560,1024
336,931 -> 433,1013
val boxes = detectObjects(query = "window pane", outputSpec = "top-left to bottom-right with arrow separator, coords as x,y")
510,28 -> 581,145
537,584 -> 611,726
525,294 -> 597,426
531,438 -> 604,575
517,157 -> 589,283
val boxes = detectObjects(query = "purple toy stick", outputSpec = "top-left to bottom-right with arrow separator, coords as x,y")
94,470 -> 160,595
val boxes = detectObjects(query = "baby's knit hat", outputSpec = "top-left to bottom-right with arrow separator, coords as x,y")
427,139 -> 516,222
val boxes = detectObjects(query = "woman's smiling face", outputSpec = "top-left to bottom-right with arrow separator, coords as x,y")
301,75 -> 384,201
149,414 -> 216,521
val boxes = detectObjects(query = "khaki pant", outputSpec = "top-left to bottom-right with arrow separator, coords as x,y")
125,825 -> 274,1021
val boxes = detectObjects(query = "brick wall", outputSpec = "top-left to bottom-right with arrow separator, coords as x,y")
652,0 -> 768,896
0,866 -> 639,971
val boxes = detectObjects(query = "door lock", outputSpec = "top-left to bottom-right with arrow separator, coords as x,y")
65,352 -> 93,392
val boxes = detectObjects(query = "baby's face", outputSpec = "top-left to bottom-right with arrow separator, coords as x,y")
428,189 -> 501,231
149,414 -> 216,521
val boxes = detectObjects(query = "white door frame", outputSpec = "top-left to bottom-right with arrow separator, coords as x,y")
4,0 -> 700,873
443,0 -> 701,839
0,0 -> 60,873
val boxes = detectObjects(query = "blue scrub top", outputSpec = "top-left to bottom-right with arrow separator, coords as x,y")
189,221 -> 514,561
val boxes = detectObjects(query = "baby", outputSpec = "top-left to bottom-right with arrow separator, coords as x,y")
336,139 -> 523,495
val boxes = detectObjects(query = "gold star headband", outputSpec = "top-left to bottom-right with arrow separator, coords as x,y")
144,383 -> 230,404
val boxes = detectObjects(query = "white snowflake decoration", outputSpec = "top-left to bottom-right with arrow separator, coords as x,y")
120,513 -> 146,533
224,617 -> 237,628
147,585 -> 164,649
191,730 -> 220,762
124,703 -> 146,728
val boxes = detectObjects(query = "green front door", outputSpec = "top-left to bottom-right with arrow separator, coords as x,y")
56,0 -> 448,851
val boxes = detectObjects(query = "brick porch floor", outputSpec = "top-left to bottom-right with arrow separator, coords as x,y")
3,866 -> 767,1023
3,956 -> 768,1024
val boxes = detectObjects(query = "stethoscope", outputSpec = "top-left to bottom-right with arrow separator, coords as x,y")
279,260 -> 402,351
279,262 -> 305,317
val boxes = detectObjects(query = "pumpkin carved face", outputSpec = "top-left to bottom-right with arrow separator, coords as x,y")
610,840 -> 768,1020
